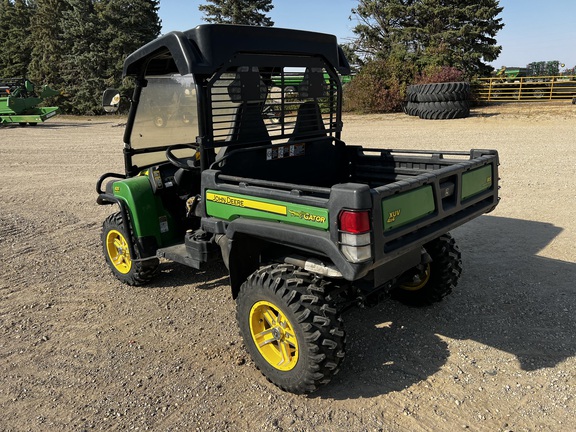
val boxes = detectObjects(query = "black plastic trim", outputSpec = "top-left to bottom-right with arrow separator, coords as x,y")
224,218 -> 367,281
123,25 -> 351,78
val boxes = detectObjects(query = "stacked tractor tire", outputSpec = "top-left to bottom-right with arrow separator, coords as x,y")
405,82 -> 471,120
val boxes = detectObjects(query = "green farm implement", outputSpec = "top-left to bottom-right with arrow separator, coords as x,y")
271,71 -> 352,94
0,78 -> 60,126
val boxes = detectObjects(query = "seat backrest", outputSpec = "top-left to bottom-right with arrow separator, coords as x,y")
291,101 -> 326,138
216,67 -> 271,158
214,67 -> 348,186
229,102 -> 271,145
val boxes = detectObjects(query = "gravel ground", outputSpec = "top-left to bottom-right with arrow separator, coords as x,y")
1,102 -> 575,431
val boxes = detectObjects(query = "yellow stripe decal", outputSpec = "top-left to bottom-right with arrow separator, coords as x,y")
206,192 -> 287,216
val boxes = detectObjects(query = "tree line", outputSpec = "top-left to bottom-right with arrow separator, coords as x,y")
0,0 -> 507,115
0,0 -> 161,114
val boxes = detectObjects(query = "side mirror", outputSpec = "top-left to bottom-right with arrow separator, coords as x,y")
102,89 -> 121,113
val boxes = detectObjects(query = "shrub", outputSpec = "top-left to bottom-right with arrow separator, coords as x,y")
343,58 -> 413,113
414,66 -> 465,84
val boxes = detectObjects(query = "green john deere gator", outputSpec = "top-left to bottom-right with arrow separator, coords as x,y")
97,24 -> 500,394
0,78 -> 59,126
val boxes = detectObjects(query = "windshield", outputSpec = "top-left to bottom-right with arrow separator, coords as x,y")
130,74 -> 198,168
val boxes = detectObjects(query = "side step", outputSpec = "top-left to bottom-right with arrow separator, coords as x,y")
156,232 -> 220,269
157,243 -> 201,269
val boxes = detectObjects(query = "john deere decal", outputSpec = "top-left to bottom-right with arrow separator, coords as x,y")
206,192 -> 286,215
206,190 -> 329,230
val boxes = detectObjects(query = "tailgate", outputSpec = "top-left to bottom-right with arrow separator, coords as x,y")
369,149 -> 499,260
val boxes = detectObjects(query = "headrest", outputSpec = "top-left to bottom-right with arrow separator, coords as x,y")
298,67 -> 326,99
227,66 -> 268,103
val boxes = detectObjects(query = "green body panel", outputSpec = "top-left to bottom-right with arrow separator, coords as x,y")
0,106 -> 59,124
462,165 -> 493,200
112,176 -> 178,246
382,186 -> 435,231
205,190 -> 329,230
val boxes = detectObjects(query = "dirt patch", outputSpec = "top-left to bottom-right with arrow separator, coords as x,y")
1,102 -> 575,431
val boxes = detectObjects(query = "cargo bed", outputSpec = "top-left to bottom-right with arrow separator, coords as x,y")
202,146 -> 499,283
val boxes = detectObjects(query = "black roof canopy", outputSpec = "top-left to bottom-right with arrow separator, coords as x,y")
123,24 -> 351,78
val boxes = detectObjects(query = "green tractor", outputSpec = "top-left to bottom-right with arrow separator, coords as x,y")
0,78 -> 60,126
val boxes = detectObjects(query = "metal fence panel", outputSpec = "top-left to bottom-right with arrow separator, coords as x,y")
474,76 -> 576,101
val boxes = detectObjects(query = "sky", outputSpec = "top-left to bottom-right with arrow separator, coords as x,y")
158,0 -> 576,70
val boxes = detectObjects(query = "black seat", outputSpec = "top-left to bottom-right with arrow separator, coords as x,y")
216,67 -> 271,177
216,67 -> 349,186
229,102 -> 271,145
291,101 -> 326,138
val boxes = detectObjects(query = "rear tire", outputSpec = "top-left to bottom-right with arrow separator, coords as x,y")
236,264 -> 345,394
392,233 -> 462,306
101,212 -> 159,286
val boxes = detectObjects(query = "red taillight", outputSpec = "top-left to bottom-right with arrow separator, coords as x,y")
338,210 -> 370,234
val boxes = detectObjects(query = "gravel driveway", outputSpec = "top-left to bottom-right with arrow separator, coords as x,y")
1,102 -> 574,431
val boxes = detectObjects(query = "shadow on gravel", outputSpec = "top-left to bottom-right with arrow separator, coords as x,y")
317,215 -> 575,399
144,259 -> 229,291
469,110 -> 500,118
116,215 -> 574,400
36,122 -> 113,128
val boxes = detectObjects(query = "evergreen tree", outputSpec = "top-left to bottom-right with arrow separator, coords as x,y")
350,0 -> 417,61
527,61 -> 560,76
199,0 -> 274,26
58,0 -> 161,114
351,0 -> 504,77
28,0 -> 70,93
59,0 -> 106,114
97,0 -> 162,89
0,0 -> 14,76
413,0 -> 504,76
0,0 -> 34,78
1,0 -> 163,114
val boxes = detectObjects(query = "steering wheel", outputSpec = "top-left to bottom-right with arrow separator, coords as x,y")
165,143 -> 199,170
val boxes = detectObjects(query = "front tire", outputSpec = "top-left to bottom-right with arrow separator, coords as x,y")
236,264 -> 345,394
101,212 -> 159,286
392,233 -> 462,306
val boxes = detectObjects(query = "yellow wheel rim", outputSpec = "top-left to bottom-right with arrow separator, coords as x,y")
105,229 -> 132,274
400,264 -> 431,291
249,300 -> 299,371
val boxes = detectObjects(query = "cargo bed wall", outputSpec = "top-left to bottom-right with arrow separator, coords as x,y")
355,149 -> 499,263
347,147 -> 491,186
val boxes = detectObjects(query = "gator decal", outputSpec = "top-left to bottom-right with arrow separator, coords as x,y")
206,190 -> 329,230
288,210 -> 327,225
